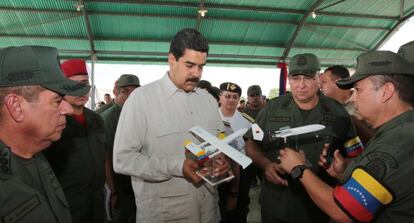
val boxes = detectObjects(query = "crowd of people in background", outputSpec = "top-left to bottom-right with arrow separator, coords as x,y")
1,28 -> 414,223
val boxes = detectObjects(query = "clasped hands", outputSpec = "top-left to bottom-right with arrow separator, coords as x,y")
183,153 -> 231,185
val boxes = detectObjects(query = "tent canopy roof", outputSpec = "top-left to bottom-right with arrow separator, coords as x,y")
1,0 -> 413,67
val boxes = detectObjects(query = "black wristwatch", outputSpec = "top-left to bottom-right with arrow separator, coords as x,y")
291,165 -> 309,181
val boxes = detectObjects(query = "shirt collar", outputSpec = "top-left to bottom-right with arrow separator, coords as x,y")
161,72 -> 200,98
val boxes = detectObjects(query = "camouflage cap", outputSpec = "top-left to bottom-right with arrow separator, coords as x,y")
117,74 -> 140,88
398,40 -> 414,66
219,82 -> 242,96
0,45 -> 90,96
336,50 -> 414,89
289,53 -> 321,76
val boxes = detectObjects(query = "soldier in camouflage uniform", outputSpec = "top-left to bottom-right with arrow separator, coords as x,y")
245,53 -> 357,223
278,51 -> 414,222
100,74 -> 140,223
0,45 -> 90,223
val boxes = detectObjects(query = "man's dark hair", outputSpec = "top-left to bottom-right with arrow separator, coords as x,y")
169,28 -> 209,61
324,65 -> 350,79
104,93 -> 110,97
207,86 -> 220,102
371,74 -> 414,105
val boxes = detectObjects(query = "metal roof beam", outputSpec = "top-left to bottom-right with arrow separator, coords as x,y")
78,0 -> 95,53
59,55 -> 280,66
81,0 -> 398,20
0,34 -> 364,52
0,6 -> 76,15
282,0 -> 325,60
0,7 -> 389,31
58,49 -> 357,65
0,34 -> 85,40
59,54 -> 355,67
317,11 -> 398,20
87,10 -> 388,31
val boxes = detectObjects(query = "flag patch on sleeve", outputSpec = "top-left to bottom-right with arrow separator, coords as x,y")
344,136 -> 364,157
334,167 -> 393,223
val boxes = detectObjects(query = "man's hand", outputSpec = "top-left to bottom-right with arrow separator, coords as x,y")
212,153 -> 231,177
183,159 -> 202,184
318,144 -> 346,180
264,162 -> 288,186
278,148 -> 306,174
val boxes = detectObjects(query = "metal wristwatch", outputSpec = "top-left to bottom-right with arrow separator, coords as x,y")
291,165 -> 309,181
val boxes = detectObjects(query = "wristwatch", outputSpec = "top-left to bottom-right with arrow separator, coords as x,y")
291,165 -> 309,181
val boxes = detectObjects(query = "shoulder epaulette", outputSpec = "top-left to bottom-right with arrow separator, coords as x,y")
241,112 -> 255,123
222,120 -> 231,127
0,146 -> 11,180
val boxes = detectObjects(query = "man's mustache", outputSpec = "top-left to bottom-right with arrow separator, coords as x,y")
186,77 -> 200,83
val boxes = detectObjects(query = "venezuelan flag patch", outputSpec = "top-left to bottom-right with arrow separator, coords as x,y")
344,136 -> 364,158
334,167 -> 393,223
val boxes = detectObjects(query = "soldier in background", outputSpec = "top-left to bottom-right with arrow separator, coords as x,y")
45,59 -> 106,223
100,74 -> 140,223
217,82 -> 252,223
320,65 -> 374,145
104,93 -> 112,104
241,85 -> 265,186
242,85 -> 265,122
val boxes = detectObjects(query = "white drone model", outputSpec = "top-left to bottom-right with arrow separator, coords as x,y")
185,124 -> 325,169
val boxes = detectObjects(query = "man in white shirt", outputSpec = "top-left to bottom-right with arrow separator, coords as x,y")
113,28 -> 230,223
218,82 -> 252,223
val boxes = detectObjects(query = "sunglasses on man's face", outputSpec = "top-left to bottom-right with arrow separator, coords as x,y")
249,93 -> 261,97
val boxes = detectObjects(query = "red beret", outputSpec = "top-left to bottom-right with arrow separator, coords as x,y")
61,59 -> 88,78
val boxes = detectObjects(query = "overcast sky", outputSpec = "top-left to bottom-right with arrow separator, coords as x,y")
90,17 -> 414,102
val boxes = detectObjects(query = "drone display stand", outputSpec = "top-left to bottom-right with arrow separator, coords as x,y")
196,155 -> 235,186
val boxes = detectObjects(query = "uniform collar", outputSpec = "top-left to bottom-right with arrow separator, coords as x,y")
0,140 -> 11,179
373,110 -> 414,140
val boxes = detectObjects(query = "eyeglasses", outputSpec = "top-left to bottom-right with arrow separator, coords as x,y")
249,93 -> 261,97
222,94 -> 239,100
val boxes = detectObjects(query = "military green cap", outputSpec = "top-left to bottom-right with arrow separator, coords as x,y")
0,45 -> 90,96
398,40 -> 414,66
337,50 -> 414,89
117,74 -> 140,88
247,85 -> 262,96
289,53 -> 321,76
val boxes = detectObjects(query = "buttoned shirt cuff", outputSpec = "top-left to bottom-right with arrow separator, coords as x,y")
169,158 -> 185,177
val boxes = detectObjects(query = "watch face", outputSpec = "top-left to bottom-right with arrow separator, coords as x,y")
291,166 -> 302,179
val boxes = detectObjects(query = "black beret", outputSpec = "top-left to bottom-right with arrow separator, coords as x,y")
219,82 -> 242,96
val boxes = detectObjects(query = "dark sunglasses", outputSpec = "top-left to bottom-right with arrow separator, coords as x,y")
249,93 -> 261,97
